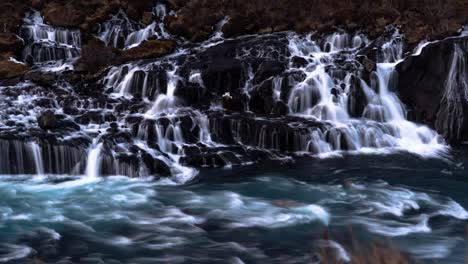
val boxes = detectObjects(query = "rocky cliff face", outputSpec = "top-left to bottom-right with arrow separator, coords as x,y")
0,0 -> 466,180
396,37 -> 468,144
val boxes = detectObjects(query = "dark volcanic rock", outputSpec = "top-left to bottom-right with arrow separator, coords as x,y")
177,34 -> 289,114
347,75 -> 368,118
142,153 -> 171,176
38,110 -> 58,130
396,36 -> 468,144
0,33 -> 24,54
249,79 -> 275,115
1,0 -> 466,179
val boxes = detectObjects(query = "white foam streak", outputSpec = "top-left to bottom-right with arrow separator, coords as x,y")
0,244 -> 32,263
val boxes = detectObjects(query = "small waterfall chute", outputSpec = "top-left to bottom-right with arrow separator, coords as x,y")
85,142 -> 103,179
29,142 -> 44,175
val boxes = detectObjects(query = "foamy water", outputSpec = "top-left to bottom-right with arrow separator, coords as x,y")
0,152 -> 466,263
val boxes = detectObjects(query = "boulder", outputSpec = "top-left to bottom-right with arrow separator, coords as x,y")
222,14 -> 254,38
42,2 -> 86,27
38,110 -> 58,130
42,0 -> 120,29
141,11 -> 154,25
25,71 -> 57,87
142,153 -> 171,176
115,40 -> 176,64
291,56 -> 308,68
75,38 -> 118,73
0,60 -> 29,80
347,75 -> 368,118
166,2 -> 225,42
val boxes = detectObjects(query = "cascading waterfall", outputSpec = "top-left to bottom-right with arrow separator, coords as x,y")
19,10 -> 81,66
147,63 -> 179,114
0,139 -> 86,175
285,31 -> 446,156
97,3 -> 171,50
85,141 -> 103,179
125,4 -> 171,49
97,9 -> 137,48
95,29 -> 452,181
0,10 -> 454,181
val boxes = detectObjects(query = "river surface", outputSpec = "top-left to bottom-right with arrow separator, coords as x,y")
0,148 -> 467,263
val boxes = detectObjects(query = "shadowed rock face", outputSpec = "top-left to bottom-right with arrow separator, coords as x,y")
396,37 -> 468,144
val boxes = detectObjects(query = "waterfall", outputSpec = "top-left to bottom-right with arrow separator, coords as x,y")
376,63 -> 405,121
285,31 -> 446,156
97,9 -> 138,48
97,3 -> 171,50
29,142 -> 44,175
85,143 -> 103,179
1,9 -> 454,181
147,63 -> 180,114
20,10 -> 81,67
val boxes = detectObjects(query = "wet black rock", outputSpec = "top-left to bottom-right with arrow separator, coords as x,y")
142,153 -> 171,176
38,110 -> 58,130
347,75 -> 368,118
291,56 -> 308,68
249,79 -> 275,115
396,37 -> 468,144
175,34 -> 289,114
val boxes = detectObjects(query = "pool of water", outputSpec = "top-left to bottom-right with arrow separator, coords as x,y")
0,148 -> 467,263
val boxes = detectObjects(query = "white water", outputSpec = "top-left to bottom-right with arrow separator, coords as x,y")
98,3 -> 171,50
20,10 -> 81,65
85,142 -> 103,179
29,142 -> 44,175
1,170 -> 465,262
147,64 -> 179,114
285,31 -> 446,157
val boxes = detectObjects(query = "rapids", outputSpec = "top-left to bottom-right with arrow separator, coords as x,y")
0,150 -> 466,263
